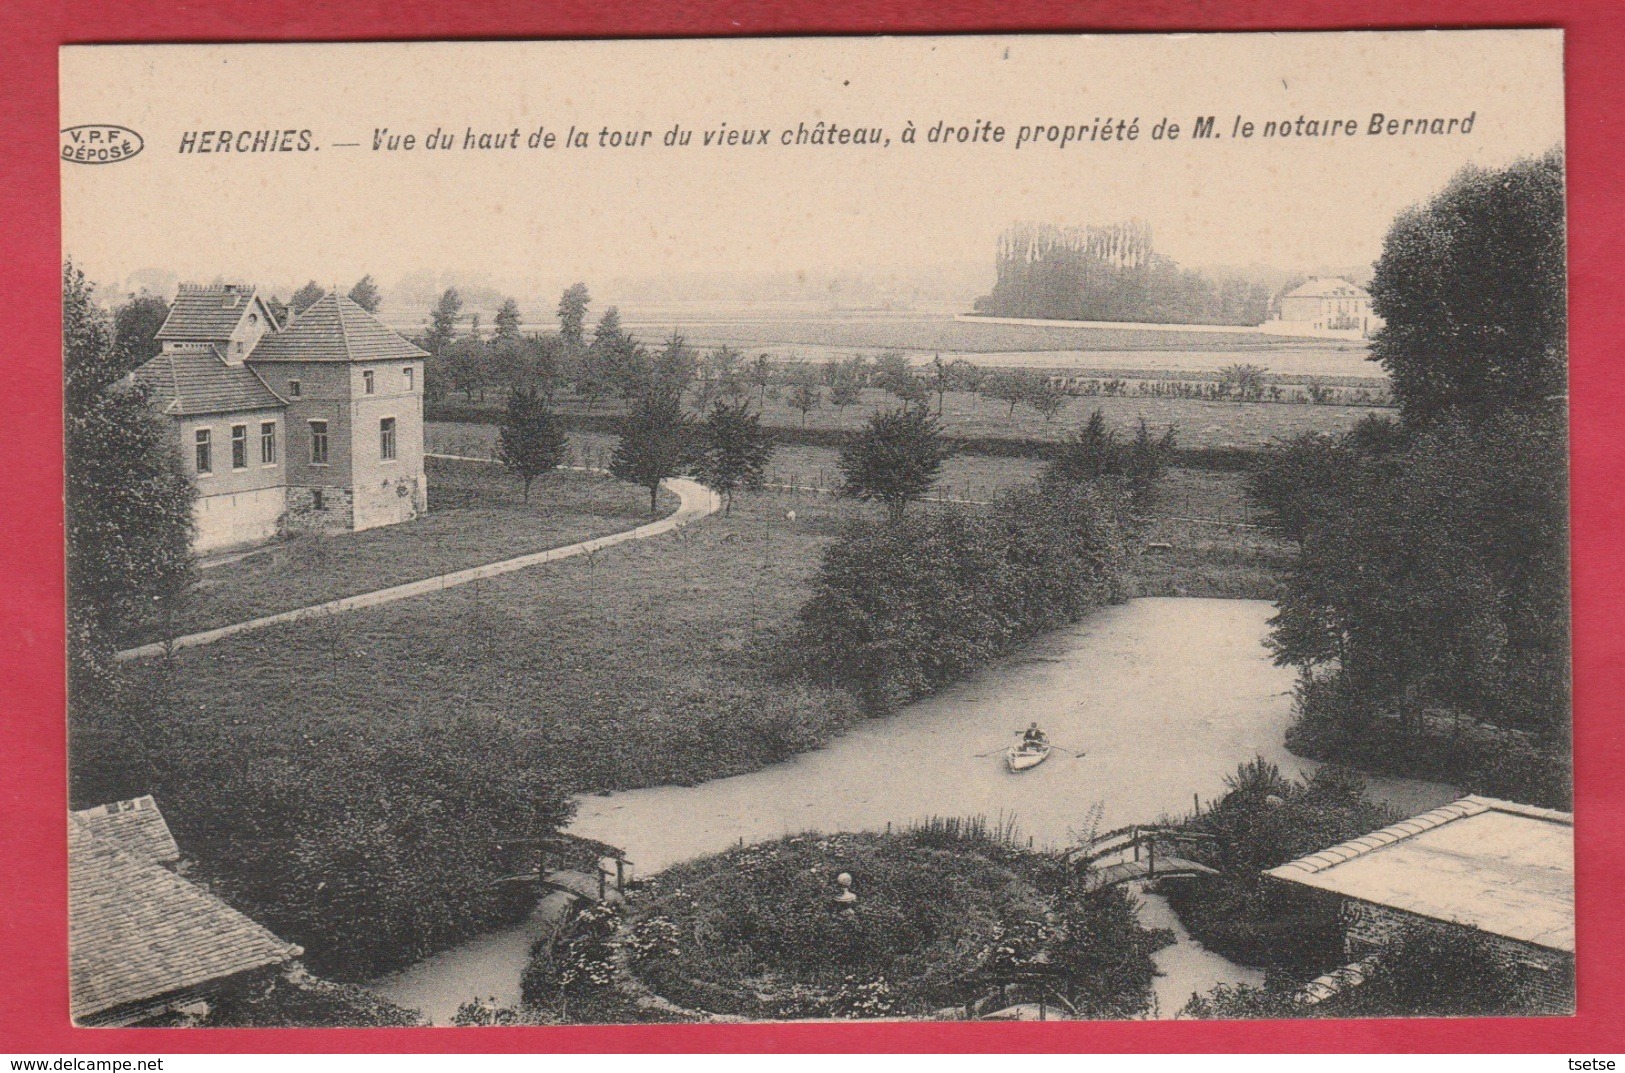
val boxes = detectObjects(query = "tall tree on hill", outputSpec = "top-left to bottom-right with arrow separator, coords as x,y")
558,283 -> 591,349
497,386 -> 568,502
426,287 -> 463,355
493,297 -> 522,342
693,399 -> 775,515
839,406 -> 952,521
610,393 -> 694,515
112,291 -> 170,369
290,281 -> 327,314
347,275 -> 383,313
63,262 -> 196,686
1370,148 -> 1567,423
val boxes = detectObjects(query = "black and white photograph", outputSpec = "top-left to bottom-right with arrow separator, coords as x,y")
59,31 -> 1571,1028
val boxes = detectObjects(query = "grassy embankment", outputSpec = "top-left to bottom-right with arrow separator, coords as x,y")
126,457 -> 677,644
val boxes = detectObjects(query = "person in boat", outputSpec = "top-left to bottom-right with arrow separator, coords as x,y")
1021,722 -> 1048,749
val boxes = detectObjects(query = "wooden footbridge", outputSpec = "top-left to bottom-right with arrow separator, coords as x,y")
491,833 -> 633,906
1062,825 -> 1220,892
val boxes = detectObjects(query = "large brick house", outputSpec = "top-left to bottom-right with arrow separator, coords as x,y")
135,284 -> 428,553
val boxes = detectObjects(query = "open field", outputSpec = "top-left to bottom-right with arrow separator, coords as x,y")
127,457 -> 676,645
434,386 -> 1382,451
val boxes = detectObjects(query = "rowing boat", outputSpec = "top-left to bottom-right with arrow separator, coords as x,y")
1006,741 -> 1052,772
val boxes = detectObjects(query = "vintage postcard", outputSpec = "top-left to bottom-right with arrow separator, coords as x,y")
59,31 -> 1569,1028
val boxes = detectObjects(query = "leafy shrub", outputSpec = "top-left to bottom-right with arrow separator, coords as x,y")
793,481 -> 1131,710
202,972 -> 424,1027
1160,759 -> 1393,972
70,677 -> 574,980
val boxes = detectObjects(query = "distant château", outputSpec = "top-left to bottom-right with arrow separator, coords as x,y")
133,284 -> 428,554
1265,277 -> 1384,337
973,221 -> 1273,327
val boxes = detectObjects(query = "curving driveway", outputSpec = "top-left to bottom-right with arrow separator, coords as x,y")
115,477 -> 721,662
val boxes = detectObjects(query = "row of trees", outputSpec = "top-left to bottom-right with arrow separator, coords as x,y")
1250,149 -> 1570,806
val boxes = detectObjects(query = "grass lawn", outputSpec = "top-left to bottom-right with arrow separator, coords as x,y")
119,483 -> 874,794
127,456 -> 676,645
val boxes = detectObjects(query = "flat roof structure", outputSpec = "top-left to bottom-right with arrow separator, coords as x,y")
1263,796 -> 1573,954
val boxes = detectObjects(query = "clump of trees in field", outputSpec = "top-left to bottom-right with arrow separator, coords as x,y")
793,480 -> 1132,710
1252,149 -> 1570,807
975,220 -> 1274,326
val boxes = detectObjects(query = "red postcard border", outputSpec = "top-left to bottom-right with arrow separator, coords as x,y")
2,0 -> 1621,1054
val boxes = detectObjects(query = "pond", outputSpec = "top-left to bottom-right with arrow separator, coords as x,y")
368,598 -> 1455,1022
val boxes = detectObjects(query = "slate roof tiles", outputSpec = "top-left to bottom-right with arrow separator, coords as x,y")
68,799 -> 298,1026
134,347 -> 286,416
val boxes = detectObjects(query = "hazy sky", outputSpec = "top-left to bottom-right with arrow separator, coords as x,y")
61,32 -> 1563,298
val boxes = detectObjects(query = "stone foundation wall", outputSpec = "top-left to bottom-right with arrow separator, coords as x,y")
285,485 -> 354,534
1344,901 -> 1574,1014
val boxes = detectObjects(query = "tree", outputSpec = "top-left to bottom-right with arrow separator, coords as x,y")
426,287 -> 463,355
872,352 -> 927,409
839,407 -> 952,520
747,353 -> 774,406
494,298 -> 522,342
112,291 -> 170,369
63,262 -> 196,685
290,281 -> 327,314
1370,148 -> 1566,422
347,275 -> 383,313
979,370 -> 1032,417
558,283 -> 591,349
787,365 -> 822,426
497,386 -> 568,501
1027,377 -> 1068,421
610,393 -> 694,515
925,355 -> 977,416
1044,410 -> 1119,484
693,399 -> 775,515
828,356 -> 866,410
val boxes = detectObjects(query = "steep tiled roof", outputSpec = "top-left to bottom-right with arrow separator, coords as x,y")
71,796 -> 181,866
1283,277 -> 1370,300
69,807 -> 299,1025
1265,796 -> 1574,953
247,292 -> 428,363
134,347 -> 286,416
155,284 -> 271,343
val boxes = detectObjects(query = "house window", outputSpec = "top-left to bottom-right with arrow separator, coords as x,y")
288,379 -> 302,398
363,370 -> 375,394
312,489 -> 324,511
194,429 -> 212,474
235,341 -> 245,357
260,421 -> 277,465
231,425 -> 248,469
380,417 -> 397,461
310,420 -> 329,465
404,366 -> 414,390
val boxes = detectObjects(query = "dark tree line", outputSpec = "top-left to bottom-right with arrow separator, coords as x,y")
976,221 -> 1273,326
